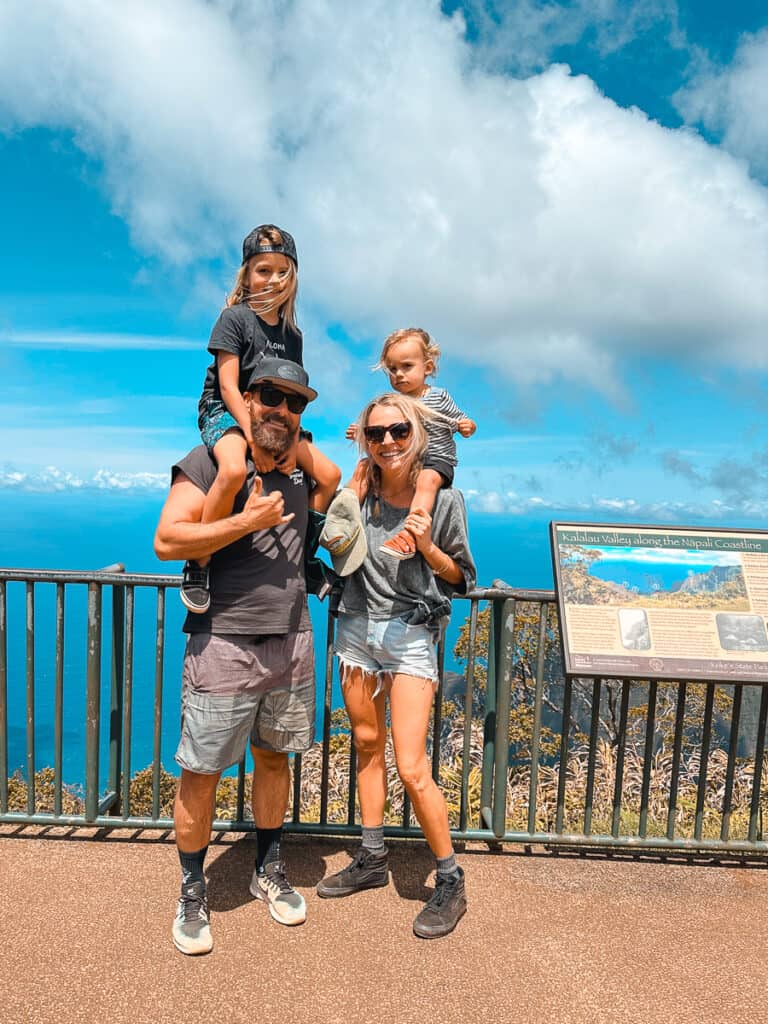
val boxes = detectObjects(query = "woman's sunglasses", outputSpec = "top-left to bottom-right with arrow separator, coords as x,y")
256,384 -> 308,414
363,420 -> 413,444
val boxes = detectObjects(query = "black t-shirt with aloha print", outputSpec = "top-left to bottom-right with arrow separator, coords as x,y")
173,445 -> 311,636
197,303 -> 303,419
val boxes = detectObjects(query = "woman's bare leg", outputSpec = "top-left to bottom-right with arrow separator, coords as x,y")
342,667 -> 388,825
389,672 -> 452,858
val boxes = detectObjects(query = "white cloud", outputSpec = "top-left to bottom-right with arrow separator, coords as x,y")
0,466 -> 167,492
464,488 -> 768,522
1,329 -> 199,350
0,0 -> 766,397
6,462 -> 768,524
675,28 -> 768,179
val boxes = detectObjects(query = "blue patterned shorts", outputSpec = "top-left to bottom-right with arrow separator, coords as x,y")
199,399 -> 242,453
334,612 -> 440,694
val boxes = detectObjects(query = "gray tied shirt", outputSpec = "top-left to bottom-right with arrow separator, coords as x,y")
339,488 -> 476,624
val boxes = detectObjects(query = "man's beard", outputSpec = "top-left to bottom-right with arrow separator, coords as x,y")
251,413 -> 298,457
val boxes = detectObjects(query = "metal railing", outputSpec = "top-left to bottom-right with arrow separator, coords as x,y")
1,566 -> 767,856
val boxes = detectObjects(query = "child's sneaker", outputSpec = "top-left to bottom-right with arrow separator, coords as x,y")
380,531 -> 415,559
249,862 -> 306,926
180,561 -> 210,613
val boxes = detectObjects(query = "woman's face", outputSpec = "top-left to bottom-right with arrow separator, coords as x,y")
364,404 -> 415,476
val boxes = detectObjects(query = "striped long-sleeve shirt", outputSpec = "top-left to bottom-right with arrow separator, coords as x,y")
420,386 -> 466,467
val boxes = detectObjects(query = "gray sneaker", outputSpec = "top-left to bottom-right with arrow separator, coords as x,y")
412,867 -> 466,939
172,881 -> 213,955
249,862 -> 306,925
316,847 -> 389,898
180,561 -> 210,614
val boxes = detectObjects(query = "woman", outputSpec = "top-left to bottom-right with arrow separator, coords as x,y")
316,392 -> 476,939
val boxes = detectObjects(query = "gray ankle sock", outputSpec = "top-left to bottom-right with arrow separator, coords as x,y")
436,852 -> 459,879
361,825 -> 385,853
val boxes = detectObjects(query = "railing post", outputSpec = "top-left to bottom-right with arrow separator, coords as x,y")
26,582 -> 35,815
748,686 -> 768,843
479,595 -> 501,829
108,579 -> 126,815
458,600 -> 479,833
528,603 -> 550,836
0,580 -> 7,814
85,581 -> 102,822
121,586 -> 135,820
54,583 -> 65,817
491,598 -> 516,839
152,587 -> 166,822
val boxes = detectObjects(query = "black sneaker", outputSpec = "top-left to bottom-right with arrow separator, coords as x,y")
412,867 -> 466,939
316,846 -> 389,898
180,561 -> 210,613
172,880 -> 213,955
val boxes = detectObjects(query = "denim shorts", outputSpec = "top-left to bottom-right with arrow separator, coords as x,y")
199,398 -> 241,453
334,612 -> 439,692
175,631 -> 315,773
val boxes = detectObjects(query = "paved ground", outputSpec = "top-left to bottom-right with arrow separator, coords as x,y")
1,825 -> 766,1024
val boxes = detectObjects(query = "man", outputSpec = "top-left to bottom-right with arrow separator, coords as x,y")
154,357 -> 339,956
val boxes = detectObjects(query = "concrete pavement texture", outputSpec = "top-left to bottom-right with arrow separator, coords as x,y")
1,825 -> 766,1024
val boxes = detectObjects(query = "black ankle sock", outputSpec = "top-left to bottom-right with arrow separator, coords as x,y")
179,845 -> 208,889
255,827 -> 283,871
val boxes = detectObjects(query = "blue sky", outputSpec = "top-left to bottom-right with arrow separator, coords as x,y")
1,0 -> 768,527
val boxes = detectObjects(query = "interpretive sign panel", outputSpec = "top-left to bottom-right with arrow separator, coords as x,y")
550,522 -> 768,683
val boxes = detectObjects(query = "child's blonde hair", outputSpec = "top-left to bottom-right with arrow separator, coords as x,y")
376,327 -> 441,377
226,225 -> 299,330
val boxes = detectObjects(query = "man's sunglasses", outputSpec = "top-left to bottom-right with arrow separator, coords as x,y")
256,384 -> 308,414
363,420 -> 413,444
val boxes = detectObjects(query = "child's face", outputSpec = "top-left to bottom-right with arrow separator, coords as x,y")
383,336 -> 433,396
246,253 -> 293,299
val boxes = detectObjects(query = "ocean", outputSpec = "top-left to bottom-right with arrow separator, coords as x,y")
1,491 -> 557,784
586,559 -> 701,595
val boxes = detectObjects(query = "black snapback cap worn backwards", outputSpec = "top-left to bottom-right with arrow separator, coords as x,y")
242,225 -> 298,267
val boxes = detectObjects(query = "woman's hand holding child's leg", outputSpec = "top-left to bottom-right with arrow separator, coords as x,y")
381,468 -> 442,560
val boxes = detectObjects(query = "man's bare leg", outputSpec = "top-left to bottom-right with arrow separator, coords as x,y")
172,769 -> 221,955
249,747 -> 306,925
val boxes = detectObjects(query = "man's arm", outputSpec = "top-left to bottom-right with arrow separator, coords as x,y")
154,471 -> 292,562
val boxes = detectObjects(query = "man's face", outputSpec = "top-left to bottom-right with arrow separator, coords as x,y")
245,384 -> 302,456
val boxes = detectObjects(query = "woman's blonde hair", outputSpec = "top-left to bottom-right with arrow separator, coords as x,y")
353,392 -> 434,509
376,327 -> 440,377
226,226 -> 299,330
